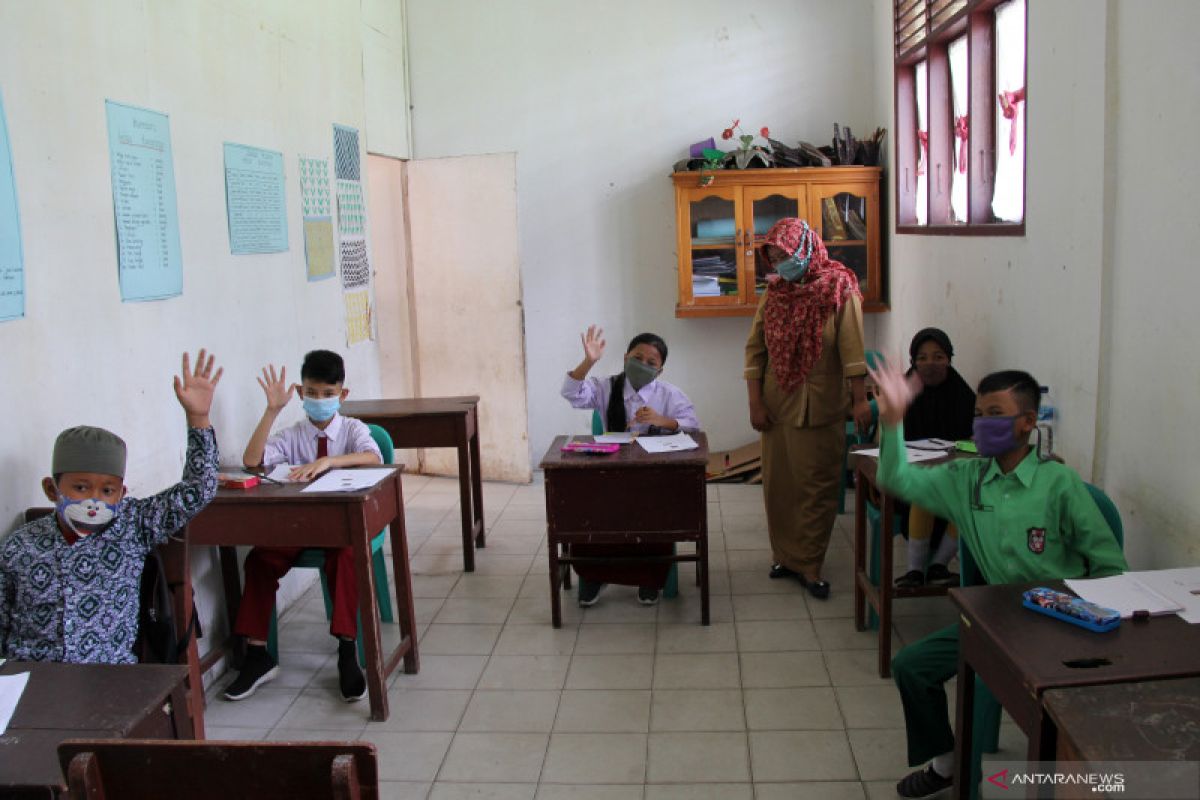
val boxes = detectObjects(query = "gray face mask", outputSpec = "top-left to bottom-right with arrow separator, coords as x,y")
624,357 -> 660,391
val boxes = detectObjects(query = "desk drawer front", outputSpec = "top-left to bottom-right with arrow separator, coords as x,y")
545,468 -> 706,534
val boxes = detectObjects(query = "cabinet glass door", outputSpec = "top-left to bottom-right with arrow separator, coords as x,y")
687,192 -> 740,301
812,187 -> 874,294
744,186 -> 806,298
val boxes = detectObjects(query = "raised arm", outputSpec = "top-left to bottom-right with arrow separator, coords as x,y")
243,364 -> 296,468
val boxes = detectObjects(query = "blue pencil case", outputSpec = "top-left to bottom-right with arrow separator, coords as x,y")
1022,587 -> 1121,633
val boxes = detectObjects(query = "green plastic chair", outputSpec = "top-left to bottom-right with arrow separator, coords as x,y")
266,424 -> 395,666
956,481 -> 1124,799
590,410 -> 679,599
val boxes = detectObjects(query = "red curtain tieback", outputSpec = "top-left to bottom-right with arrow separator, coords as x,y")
999,87 -> 1025,156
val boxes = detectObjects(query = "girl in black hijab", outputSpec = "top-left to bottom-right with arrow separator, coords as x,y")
895,328 -> 976,587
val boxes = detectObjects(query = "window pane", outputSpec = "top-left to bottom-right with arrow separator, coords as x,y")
915,60 -> 928,225
949,35 -> 968,223
992,0 -> 1025,223
751,193 -> 798,294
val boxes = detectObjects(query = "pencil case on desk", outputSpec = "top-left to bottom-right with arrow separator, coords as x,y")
1022,587 -> 1121,632
218,471 -> 260,489
561,442 -> 621,454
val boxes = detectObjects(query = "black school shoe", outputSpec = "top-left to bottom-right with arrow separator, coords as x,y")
338,639 -> 366,702
223,645 -> 279,701
925,563 -> 959,587
577,579 -> 605,607
895,569 -> 925,589
896,764 -> 954,798
768,563 -> 797,580
797,574 -> 831,600
638,586 -> 660,606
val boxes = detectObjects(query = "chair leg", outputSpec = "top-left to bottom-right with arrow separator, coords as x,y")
267,606 -> 280,663
664,558 -> 679,599
373,548 -> 393,623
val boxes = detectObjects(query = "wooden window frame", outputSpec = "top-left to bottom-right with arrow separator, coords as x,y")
894,0 -> 1027,236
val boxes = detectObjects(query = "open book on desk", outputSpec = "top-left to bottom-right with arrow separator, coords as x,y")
1064,573 -> 1185,619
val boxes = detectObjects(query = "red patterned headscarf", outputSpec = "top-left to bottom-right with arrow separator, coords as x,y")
762,218 -> 861,394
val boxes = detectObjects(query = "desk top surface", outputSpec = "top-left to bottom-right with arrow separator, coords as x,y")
851,445 -> 971,484
343,397 -> 479,417
1043,676 -> 1200,761
951,581 -> 1200,690
1,661 -> 188,732
540,434 -> 709,470
209,465 -> 403,505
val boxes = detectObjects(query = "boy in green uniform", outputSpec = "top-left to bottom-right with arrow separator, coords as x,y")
868,363 -> 1127,799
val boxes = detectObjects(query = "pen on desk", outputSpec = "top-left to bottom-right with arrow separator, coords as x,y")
257,474 -> 284,485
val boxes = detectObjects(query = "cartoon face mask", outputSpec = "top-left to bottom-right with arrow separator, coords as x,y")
56,495 -> 121,536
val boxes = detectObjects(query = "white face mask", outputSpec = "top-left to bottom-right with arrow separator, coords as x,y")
56,496 -> 121,536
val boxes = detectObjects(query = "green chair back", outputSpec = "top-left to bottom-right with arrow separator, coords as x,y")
591,410 -> 604,436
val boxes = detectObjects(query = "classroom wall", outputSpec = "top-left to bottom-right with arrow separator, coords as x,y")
405,0 -> 880,460
869,0 -> 1200,568
0,0 -> 407,662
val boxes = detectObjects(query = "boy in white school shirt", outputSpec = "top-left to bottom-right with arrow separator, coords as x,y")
223,349 -> 381,703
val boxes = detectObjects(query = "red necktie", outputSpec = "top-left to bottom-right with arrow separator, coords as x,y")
316,435 -> 328,459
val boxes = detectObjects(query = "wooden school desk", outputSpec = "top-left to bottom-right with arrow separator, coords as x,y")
949,582 -> 1200,800
0,661 -> 193,798
342,397 -> 485,572
187,466 -> 417,721
539,434 -> 710,627
851,447 -> 961,678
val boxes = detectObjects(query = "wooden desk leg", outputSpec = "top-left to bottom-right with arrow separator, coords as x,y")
389,496 -> 419,676
548,537 -> 563,628
468,410 -> 486,548
952,640 -> 976,800
878,495 -> 895,678
169,681 -> 196,740
351,515 -> 389,721
699,532 -> 710,626
854,465 -> 867,632
1029,706 -> 1058,798
456,419 -> 476,573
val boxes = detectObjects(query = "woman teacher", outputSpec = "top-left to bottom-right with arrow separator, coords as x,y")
744,218 -> 870,598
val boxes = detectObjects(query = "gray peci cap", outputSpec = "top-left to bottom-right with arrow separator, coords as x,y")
52,426 -> 127,478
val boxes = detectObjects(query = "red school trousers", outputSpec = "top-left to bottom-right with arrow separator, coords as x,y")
233,546 -> 359,641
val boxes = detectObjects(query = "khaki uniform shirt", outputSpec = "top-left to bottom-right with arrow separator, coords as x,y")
744,291 -> 867,427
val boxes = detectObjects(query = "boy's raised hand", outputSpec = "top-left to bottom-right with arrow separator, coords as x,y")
581,325 -> 606,365
867,355 -> 923,427
257,364 -> 297,412
174,349 -> 223,428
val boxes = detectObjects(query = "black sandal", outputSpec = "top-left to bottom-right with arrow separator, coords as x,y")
797,574 -> 831,600
768,563 -> 797,580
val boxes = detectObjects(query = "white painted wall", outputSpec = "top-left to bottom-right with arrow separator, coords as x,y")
405,0 -> 880,461
1096,0 -> 1200,569
869,0 -> 1200,568
0,0 -> 407,662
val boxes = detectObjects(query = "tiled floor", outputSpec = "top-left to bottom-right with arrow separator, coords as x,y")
204,475 -> 1027,799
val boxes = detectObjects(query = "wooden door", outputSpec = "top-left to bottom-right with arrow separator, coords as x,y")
809,180 -> 881,308
740,184 -> 808,305
676,185 -> 743,309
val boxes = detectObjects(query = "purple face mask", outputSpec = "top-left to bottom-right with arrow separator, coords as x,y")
973,415 -> 1020,457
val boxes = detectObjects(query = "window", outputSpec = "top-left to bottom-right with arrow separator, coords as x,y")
894,0 -> 1027,234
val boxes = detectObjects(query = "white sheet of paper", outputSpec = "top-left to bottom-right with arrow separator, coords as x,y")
0,671 -> 29,735
636,432 -> 699,453
1124,568 -> 1200,623
853,446 -> 945,462
300,467 -> 396,493
907,438 -> 956,450
594,432 -> 635,444
1064,574 -> 1184,619
265,464 -> 298,483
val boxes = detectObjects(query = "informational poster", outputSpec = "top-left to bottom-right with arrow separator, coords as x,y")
104,101 -> 183,302
299,156 -> 334,281
223,142 -> 288,254
332,123 -> 373,346
0,89 -> 23,322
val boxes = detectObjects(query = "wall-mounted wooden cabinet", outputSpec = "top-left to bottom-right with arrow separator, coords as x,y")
672,166 -> 885,317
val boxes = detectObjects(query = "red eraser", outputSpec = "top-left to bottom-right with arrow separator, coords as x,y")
219,474 -> 260,489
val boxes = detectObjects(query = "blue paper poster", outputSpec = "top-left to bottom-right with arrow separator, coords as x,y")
224,142 -> 288,254
105,100 -> 183,302
0,89 -> 23,322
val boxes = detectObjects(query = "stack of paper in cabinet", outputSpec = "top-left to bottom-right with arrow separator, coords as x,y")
692,275 -> 720,297
1064,574 -> 1184,619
